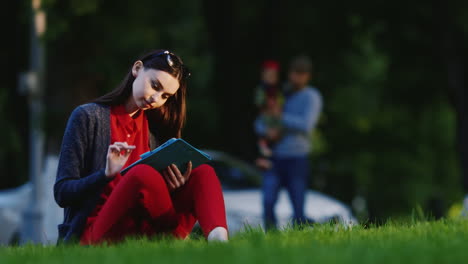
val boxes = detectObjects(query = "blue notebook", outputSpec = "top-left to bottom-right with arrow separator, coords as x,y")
120,138 -> 212,175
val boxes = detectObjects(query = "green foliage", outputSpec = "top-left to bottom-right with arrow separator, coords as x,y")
309,13 -> 461,219
0,88 -> 27,188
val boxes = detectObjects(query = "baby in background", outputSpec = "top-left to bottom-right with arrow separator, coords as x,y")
254,60 -> 283,170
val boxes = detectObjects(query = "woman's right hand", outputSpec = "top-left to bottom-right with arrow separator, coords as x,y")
105,142 -> 136,178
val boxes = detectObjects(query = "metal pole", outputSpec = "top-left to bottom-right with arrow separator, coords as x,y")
20,0 -> 46,244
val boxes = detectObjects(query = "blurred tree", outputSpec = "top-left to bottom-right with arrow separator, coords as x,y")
0,1 -> 30,189
308,0 -> 463,219
436,0 -> 468,207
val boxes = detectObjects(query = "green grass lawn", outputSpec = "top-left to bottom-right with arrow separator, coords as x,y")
2,219 -> 467,264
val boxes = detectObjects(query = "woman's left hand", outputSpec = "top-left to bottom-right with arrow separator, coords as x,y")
162,161 -> 192,192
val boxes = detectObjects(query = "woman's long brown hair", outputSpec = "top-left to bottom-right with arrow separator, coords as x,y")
94,50 -> 188,144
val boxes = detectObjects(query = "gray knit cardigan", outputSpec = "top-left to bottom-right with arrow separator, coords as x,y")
54,103 -> 157,242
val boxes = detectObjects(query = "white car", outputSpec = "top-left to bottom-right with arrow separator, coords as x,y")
205,150 -> 357,233
0,183 -> 32,244
0,156 -> 62,245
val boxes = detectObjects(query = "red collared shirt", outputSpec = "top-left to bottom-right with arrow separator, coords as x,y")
110,104 -> 150,167
86,104 -> 150,218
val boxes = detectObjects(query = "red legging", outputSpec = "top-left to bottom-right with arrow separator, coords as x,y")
80,164 -> 227,244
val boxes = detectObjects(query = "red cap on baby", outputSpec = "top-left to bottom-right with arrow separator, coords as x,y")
262,60 -> 280,71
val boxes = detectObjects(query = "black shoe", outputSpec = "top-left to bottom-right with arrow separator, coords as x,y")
264,219 -> 277,232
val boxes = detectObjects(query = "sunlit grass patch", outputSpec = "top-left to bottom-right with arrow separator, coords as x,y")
2,219 -> 467,264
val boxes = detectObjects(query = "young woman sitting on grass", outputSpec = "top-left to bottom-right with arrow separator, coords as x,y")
54,50 -> 228,245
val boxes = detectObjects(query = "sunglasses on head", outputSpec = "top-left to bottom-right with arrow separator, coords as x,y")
150,50 -> 191,79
